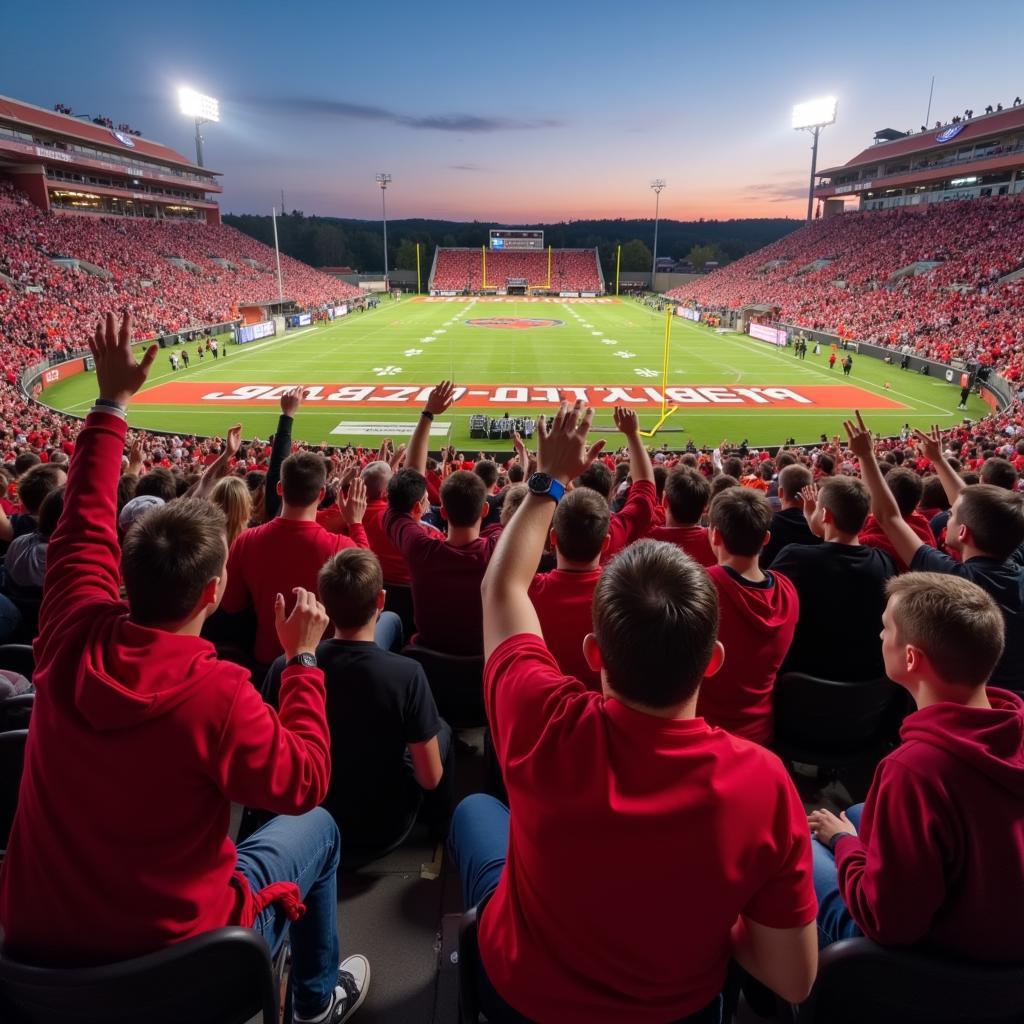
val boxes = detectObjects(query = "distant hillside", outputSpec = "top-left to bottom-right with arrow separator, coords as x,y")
223,212 -> 801,281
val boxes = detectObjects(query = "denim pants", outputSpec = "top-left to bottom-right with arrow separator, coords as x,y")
448,794 -> 722,1024
374,609 -> 404,653
812,803 -> 866,947
235,808 -> 341,1018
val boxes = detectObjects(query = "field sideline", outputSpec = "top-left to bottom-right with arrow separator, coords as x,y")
39,297 -> 988,449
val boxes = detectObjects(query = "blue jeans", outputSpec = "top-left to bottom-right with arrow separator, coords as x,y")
235,808 -> 340,1018
448,795 -> 721,1024
812,803 -> 866,947
374,609 -> 403,653
0,592 -> 22,644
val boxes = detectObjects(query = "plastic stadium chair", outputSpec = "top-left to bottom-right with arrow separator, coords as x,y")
402,644 -> 485,727
0,644 -> 35,682
780,936 -> 1024,1024
457,906 -> 482,1024
772,672 -> 901,775
0,729 -> 28,857
0,926 -> 280,1024
0,693 -> 34,732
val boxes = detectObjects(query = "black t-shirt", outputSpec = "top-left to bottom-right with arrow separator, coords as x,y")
265,638 -> 441,844
910,546 -> 1024,693
772,541 -> 897,681
761,507 -> 822,569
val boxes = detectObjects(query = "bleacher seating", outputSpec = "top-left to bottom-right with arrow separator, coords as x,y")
431,246 -> 602,293
666,196 -> 1024,381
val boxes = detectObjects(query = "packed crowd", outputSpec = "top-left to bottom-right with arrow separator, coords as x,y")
667,196 -> 1024,381
1,309 -> 1023,1021
431,247 -> 603,292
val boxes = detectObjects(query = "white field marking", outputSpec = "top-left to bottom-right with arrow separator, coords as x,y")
723,333 -> 952,415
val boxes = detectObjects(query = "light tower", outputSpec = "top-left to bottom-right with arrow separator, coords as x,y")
792,97 -> 837,222
376,173 -> 392,290
177,87 -> 219,168
650,179 -> 666,289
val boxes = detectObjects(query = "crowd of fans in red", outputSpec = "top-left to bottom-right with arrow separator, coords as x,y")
667,196 -> 1024,382
431,246 -> 603,292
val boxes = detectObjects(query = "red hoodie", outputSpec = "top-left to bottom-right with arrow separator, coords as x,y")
0,412 -> 332,966
835,690 -> 1024,960
697,565 -> 798,744
859,511 -> 936,572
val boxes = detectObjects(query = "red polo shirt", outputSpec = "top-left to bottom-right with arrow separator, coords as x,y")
528,567 -> 602,690
648,524 -> 716,567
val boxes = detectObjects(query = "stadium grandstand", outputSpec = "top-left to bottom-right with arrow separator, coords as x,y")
4,84 -> 1024,1024
430,245 -> 603,294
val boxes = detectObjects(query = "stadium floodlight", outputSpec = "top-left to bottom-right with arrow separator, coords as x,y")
376,173 -> 392,290
650,179 -> 666,290
178,87 -> 219,168
793,97 -> 837,222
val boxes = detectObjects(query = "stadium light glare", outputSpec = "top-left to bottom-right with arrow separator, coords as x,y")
178,87 -> 219,168
792,96 -> 837,130
792,97 -> 838,223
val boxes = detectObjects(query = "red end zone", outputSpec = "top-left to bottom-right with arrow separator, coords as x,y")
135,382 -> 907,410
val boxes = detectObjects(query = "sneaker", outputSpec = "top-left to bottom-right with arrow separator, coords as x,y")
294,955 -> 371,1023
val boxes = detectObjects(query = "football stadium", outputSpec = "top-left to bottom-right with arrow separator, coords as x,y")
3,8 -> 1024,1024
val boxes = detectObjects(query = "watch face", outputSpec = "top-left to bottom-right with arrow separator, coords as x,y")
528,472 -> 553,495
296,653 -> 317,667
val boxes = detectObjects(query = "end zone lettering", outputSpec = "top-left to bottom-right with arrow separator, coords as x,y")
131,381 -> 905,410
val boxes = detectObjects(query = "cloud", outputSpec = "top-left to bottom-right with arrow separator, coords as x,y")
246,96 -> 563,133
739,181 -> 808,203
449,163 -> 485,171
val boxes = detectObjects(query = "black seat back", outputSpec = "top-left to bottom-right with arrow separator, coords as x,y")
0,729 -> 27,856
793,936 -> 1024,1024
0,926 -> 278,1024
383,583 -> 416,642
0,694 -> 34,733
403,644 -> 485,726
0,644 -> 35,682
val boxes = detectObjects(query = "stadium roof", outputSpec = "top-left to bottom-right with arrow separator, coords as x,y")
818,105 -> 1024,176
0,95 -> 219,177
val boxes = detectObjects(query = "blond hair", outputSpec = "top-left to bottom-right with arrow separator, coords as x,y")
210,476 -> 252,548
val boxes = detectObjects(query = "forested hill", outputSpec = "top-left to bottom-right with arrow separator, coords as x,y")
223,212 -> 801,278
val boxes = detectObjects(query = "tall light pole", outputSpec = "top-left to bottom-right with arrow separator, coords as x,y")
793,97 -> 837,222
376,173 -> 392,290
177,87 -> 219,168
650,179 -> 666,291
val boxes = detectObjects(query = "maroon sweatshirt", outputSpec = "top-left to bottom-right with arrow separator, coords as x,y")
835,689 -> 1024,960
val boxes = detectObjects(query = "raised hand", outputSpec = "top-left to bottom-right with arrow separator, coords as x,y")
280,385 -> 305,418
339,474 -> 367,525
88,312 -> 157,406
842,410 -> 874,461
274,587 -> 329,661
912,423 -> 943,463
389,443 -> 407,470
537,400 -> 606,484
425,380 -> 456,416
799,483 -> 819,518
614,406 -> 641,438
225,423 -> 242,458
127,432 -> 146,475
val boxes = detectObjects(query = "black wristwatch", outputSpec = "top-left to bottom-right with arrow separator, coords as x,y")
527,472 -> 566,503
286,652 -> 318,669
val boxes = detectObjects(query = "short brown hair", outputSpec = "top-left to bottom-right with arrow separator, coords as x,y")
281,452 -> 327,507
919,475 -> 950,512
318,548 -> 383,629
576,462 -> 613,499
553,488 -> 610,563
135,467 -> 177,503
819,476 -> 870,535
778,463 -> 812,502
980,457 -> 1018,491
593,540 -> 719,709
499,483 -> 528,525
664,467 -> 710,525
709,487 -> 772,557
121,498 -> 227,626
887,573 -> 1004,687
955,485 -> 1024,561
17,463 -> 66,514
886,467 -> 924,518
440,470 -> 487,527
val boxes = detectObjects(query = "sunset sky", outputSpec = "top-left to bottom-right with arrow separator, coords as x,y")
4,0 -> 1024,223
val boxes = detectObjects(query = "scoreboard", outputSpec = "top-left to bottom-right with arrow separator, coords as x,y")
490,229 -> 544,251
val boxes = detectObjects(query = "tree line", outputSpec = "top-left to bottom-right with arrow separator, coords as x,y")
222,211 -> 801,280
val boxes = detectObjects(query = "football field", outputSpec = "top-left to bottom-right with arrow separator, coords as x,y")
40,296 -> 988,450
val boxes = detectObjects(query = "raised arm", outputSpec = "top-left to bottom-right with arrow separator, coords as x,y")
845,411 -> 923,566
482,401 -> 605,658
265,386 -> 304,520
616,406 -> 654,485
408,380 -> 455,476
190,424 -> 242,499
913,424 -> 967,504
39,313 -> 157,647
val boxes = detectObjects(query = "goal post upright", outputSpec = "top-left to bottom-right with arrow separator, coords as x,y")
641,303 -> 678,437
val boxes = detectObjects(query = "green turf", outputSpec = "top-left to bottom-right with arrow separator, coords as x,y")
39,297 -> 987,450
